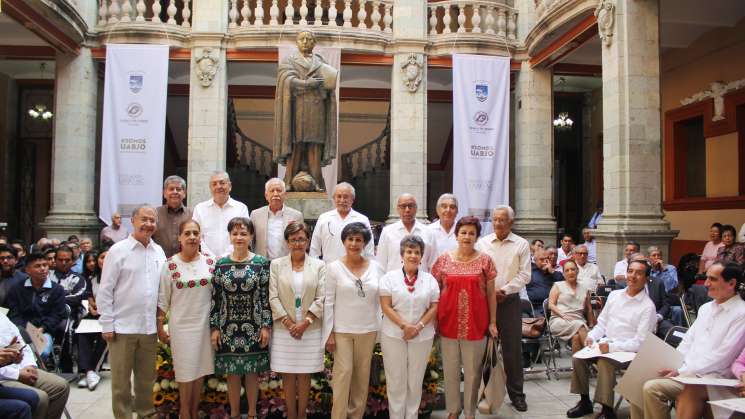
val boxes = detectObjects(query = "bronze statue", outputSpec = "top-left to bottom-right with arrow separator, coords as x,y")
274,31 -> 338,192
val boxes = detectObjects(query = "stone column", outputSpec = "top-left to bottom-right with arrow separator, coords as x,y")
388,0 -> 428,221
512,61 -> 557,244
41,48 -> 101,240
594,0 -> 677,275
186,1 -> 229,206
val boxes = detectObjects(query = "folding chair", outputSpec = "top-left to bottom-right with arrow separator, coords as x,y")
520,299 -> 555,379
26,330 -> 74,419
663,326 -> 688,348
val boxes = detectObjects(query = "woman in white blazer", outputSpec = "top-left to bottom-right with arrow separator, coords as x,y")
268,221 -> 325,419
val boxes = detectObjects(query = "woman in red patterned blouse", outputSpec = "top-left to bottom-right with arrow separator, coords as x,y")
431,215 -> 498,419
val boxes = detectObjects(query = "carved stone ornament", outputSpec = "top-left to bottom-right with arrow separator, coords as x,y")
195,48 -> 219,87
680,78 -> 745,121
401,53 -> 424,93
594,0 -> 615,47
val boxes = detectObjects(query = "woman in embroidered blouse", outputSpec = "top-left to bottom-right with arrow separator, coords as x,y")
269,222 -> 325,419
431,216 -> 498,419
698,222 -> 724,274
323,222 -> 385,419
380,235 -> 439,419
210,217 -> 271,419
156,220 -> 215,419
547,259 -> 594,353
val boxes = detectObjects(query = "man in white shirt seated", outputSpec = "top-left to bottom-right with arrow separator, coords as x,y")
612,241 -> 639,285
377,194 -> 435,272
581,228 -> 598,264
310,182 -> 374,262
567,259 -> 657,419
557,234 -> 574,270
630,262 -> 745,419
192,171 -> 250,257
575,245 -> 603,291
427,193 -> 458,260
251,178 -> 303,260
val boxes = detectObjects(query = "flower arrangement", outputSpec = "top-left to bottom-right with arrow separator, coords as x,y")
153,341 -> 443,418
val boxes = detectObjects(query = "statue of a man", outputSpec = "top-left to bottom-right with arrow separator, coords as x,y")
274,31 -> 338,192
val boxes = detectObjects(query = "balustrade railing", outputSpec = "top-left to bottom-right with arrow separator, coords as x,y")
227,0 -> 393,32
98,0 -> 192,28
427,0 -> 517,40
534,0 -> 563,20
342,112 -> 390,179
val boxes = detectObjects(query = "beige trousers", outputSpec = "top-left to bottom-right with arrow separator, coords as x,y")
330,331 -> 377,419
629,378 -> 684,419
570,357 -> 622,407
440,337 -> 487,417
108,333 -> 157,419
380,334 -> 433,419
3,369 -> 70,419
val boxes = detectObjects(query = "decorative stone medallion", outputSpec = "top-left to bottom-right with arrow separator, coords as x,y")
595,0 -> 615,47
401,53 -> 424,93
195,48 -> 219,87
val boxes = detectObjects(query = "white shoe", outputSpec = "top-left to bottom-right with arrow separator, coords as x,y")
86,371 -> 101,391
77,376 -> 87,388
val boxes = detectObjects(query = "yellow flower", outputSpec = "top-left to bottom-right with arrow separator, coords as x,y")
217,393 -> 228,404
153,393 -> 165,406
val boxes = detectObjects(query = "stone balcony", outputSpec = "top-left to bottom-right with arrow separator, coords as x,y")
93,0 -> 518,55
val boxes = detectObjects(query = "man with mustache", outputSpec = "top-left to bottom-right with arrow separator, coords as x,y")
250,178 -> 303,260
152,175 -> 193,258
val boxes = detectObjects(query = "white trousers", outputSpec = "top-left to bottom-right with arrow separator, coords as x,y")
381,334 -> 434,419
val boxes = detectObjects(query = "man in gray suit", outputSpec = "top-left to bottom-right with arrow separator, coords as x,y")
252,178 -> 304,259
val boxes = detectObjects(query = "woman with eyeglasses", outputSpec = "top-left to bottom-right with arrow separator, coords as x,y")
323,222 -> 385,419
268,222 -> 326,419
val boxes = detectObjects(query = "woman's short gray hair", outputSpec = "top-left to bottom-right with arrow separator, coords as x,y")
399,234 -> 425,256
436,193 -> 458,209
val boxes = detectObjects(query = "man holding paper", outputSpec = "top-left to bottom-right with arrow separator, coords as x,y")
567,259 -> 657,419
631,262 -> 745,419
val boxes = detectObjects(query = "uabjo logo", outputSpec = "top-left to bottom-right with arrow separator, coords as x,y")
126,103 -> 143,118
473,111 -> 489,126
120,138 -> 147,153
475,82 -> 489,102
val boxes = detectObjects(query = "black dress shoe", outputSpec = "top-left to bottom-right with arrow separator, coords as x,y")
512,396 -> 528,412
566,399 -> 594,418
595,409 -> 617,419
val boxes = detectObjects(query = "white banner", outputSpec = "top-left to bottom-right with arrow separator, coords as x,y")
99,44 -> 169,228
452,54 -> 510,232
277,46 -> 340,199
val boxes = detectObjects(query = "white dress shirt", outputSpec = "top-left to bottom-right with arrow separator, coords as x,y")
192,197 -> 250,257
379,269 -> 440,342
428,220 -> 457,260
582,240 -> 597,264
266,208 -> 286,260
578,262 -> 604,290
558,247 -> 572,265
476,231 -> 531,295
377,220 -> 435,273
309,209 -> 374,263
677,295 -> 745,377
613,259 -> 628,279
322,259 -> 385,342
587,288 -> 656,353
97,235 -> 166,335
0,314 -> 36,381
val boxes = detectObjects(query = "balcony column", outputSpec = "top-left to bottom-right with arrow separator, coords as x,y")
388,0 -> 428,221
186,1 -> 230,205
512,61 -> 557,244
41,48 -> 101,240
595,0 -> 676,275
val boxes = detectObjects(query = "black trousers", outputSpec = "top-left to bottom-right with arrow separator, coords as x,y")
497,293 -> 525,401
77,332 -> 106,372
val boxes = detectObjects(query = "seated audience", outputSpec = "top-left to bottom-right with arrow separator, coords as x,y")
574,245 -> 603,291
631,262 -> 745,419
48,246 -> 86,320
567,259 -> 656,419
546,246 -> 560,271
100,212 -> 128,243
648,246 -> 678,293
43,249 -> 56,273
9,241 -> 26,271
5,252 -> 66,360
699,223 -> 724,274
716,224 -> 745,267
526,248 -> 563,315
612,241 -> 639,284
76,249 -> 107,391
530,239 -> 545,264
557,234 -> 574,268
0,311 -> 70,419
581,228 -> 597,264
547,259 -> 593,353
0,245 -> 27,307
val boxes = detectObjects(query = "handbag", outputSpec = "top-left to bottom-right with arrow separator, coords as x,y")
521,317 -> 546,338
478,337 -> 506,414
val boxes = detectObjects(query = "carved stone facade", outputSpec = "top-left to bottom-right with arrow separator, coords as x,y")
595,0 -> 615,47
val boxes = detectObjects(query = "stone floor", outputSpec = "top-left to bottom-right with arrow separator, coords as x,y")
66,354 -> 633,418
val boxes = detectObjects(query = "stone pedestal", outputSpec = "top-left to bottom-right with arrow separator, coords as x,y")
285,192 -> 333,222
41,48 -> 101,241
512,61 -> 557,245
595,0 -> 677,276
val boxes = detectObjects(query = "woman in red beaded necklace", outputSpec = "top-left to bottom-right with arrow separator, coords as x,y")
379,235 -> 440,419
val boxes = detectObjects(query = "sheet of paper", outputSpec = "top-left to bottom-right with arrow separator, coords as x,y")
616,332 -> 684,408
25,323 -> 48,353
673,377 -> 740,387
75,319 -> 103,334
709,398 -> 745,414
573,345 -> 636,364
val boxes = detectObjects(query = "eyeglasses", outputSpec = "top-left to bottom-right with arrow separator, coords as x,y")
0,256 -> 13,261
575,252 -> 588,255
355,278 -> 365,298
288,239 -> 307,245
397,204 -> 416,209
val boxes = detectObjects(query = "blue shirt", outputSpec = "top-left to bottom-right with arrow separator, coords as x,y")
651,265 -> 678,293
